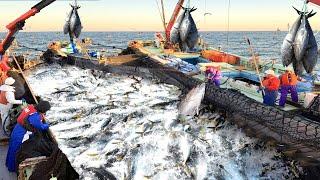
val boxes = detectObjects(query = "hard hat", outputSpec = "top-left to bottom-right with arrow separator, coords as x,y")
265,69 -> 275,76
4,77 -> 15,85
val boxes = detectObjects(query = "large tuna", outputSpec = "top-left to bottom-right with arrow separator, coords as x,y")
178,83 -> 206,117
179,7 -> 199,50
64,5 -> 82,39
69,5 -> 82,38
170,12 -> 186,44
281,11 -> 302,66
63,9 -> 73,35
302,15 -> 318,73
294,14 -> 309,62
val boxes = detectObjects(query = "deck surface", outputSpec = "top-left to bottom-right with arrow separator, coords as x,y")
0,123 -> 16,180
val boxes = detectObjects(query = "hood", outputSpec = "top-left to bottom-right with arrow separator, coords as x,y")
0,85 -> 15,92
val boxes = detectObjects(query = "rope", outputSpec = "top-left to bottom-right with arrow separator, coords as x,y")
226,0 -> 231,52
155,0 -> 165,29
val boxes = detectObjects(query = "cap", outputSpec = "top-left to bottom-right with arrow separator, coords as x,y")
36,100 -> 51,113
4,77 -> 15,85
265,69 -> 275,76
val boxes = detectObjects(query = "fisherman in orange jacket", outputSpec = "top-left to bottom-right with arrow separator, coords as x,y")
279,69 -> 299,107
262,70 -> 280,106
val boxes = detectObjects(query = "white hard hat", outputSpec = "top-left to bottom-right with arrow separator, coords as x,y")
4,77 -> 15,85
265,69 -> 275,76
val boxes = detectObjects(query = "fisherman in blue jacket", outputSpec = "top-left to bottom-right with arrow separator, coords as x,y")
6,100 -> 51,172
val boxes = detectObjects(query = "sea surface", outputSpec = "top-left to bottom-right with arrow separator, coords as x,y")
9,31 -> 312,179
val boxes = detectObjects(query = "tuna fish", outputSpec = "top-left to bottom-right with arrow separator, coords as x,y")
70,5 -> 82,38
281,12 -> 302,66
63,9 -> 73,35
179,7 -> 199,50
64,5 -> 82,39
178,83 -> 206,117
170,12 -> 186,44
294,14 -> 309,62
292,57 -> 304,76
302,15 -> 318,73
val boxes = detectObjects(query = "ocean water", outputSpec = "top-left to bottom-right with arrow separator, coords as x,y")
9,32 -> 309,179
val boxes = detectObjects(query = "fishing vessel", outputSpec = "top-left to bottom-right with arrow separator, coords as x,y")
40,0 -> 320,175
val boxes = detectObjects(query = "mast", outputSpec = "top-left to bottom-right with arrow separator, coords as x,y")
165,0 -> 185,41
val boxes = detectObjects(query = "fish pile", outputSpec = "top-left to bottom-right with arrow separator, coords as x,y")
25,65 -> 300,179
64,3 -> 83,42
163,56 -> 199,74
281,7 -> 318,75
170,7 -> 199,51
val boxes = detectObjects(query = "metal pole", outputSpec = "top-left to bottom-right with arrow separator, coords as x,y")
12,55 -> 38,104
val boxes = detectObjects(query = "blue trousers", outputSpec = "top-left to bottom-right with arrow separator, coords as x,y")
263,89 -> 278,106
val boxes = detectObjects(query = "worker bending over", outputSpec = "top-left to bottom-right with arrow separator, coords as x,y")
206,66 -> 222,87
6,100 -> 51,172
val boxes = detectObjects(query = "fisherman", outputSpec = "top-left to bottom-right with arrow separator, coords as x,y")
205,66 -> 222,87
0,77 -> 24,134
279,69 -> 299,107
261,69 -> 280,106
6,100 -> 51,172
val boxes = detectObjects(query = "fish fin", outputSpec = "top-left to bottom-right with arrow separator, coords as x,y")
308,11 -> 317,19
293,6 -> 301,15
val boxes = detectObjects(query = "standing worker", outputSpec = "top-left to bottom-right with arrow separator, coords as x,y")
279,69 -> 299,107
6,100 -> 51,172
205,66 -> 222,87
262,69 -> 280,106
0,77 -> 24,134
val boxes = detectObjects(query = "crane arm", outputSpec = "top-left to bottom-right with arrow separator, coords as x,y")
0,0 -> 56,55
308,0 -> 320,6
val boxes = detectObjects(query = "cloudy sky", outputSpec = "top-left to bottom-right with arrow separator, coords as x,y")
0,0 -> 319,31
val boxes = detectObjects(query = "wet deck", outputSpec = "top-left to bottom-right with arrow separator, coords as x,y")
0,125 -> 16,180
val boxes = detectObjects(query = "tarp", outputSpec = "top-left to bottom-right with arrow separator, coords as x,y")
309,0 -> 320,6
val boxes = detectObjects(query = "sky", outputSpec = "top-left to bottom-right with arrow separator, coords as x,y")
0,0 -> 319,31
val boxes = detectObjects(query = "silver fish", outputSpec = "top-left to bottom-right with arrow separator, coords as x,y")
63,9 -> 73,35
69,5 -> 83,38
292,56 -> 304,76
179,7 -> 198,45
281,13 -> 302,66
170,12 -> 185,44
294,15 -> 309,62
302,17 -> 318,73
178,83 -> 206,117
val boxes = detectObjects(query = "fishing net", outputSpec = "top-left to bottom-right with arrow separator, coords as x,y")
16,132 -> 79,179
138,58 -> 320,150
43,50 -> 320,155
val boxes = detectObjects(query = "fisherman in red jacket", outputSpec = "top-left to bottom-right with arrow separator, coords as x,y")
279,69 -> 299,107
261,69 -> 280,106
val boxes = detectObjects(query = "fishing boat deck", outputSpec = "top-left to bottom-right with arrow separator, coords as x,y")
0,127 -> 16,180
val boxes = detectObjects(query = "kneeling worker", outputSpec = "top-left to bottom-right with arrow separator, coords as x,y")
279,69 -> 299,107
205,66 -> 222,87
6,100 -> 51,172
262,69 -> 280,106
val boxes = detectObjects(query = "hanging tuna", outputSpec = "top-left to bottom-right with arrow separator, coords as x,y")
280,7 -> 318,75
170,12 -> 186,44
179,7 -> 199,51
63,3 -> 83,41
